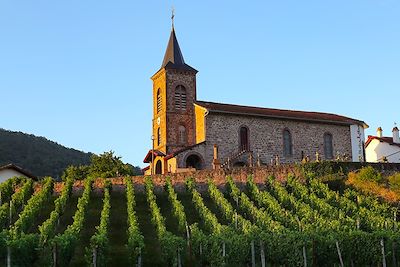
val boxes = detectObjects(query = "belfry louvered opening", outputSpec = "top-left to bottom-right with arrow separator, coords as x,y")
175,85 -> 187,110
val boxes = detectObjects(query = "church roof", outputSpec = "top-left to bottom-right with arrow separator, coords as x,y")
143,150 -> 166,163
165,141 -> 206,160
160,27 -> 197,72
195,100 -> 367,127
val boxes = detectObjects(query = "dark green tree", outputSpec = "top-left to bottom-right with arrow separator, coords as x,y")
89,151 -> 134,178
62,151 -> 141,180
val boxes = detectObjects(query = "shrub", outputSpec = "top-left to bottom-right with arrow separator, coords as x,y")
388,173 -> 400,192
354,167 -> 382,183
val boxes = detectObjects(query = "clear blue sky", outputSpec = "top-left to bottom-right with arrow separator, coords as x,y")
1,1 -> 399,167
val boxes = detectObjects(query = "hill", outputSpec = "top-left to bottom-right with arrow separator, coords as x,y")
0,128 -> 92,178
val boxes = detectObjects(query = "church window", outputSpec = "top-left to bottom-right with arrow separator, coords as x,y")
156,89 -> 161,114
324,133 -> 333,159
240,126 -> 249,151
175,85 -> 187,110
178,125 -> 186,144
283,129 -> 293,157
157,128 -> 161,146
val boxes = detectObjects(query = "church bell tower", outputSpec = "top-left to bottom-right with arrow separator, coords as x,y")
150,24 -> 198,155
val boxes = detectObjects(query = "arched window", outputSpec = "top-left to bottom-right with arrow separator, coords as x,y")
240,126 -> 249,151
178,125 -> 186,144
324,133 -> 333,159
283,129 -> 293,157
156,89 -> 161,114
174,85 -> 187,110
157,128 -> 161,146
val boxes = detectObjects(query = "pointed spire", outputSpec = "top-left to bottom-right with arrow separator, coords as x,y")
161,27 -> 186,68
156,12 -> 197,73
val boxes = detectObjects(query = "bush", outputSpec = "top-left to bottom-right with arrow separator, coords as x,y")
388,173 -> 400,192
355,167 -> 382,183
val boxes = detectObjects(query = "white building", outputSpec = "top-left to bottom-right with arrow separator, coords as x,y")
0,164 -> 37,183
365,127 -> 400,163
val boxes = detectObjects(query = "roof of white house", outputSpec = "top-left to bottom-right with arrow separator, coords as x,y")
365,136 -> 400,148
0,164 -> 37,180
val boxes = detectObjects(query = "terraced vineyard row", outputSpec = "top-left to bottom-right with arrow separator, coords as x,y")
0,175 -> 399,267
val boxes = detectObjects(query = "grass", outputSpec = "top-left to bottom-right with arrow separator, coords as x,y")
69,191 -> 103,267
28,196 -> 56,234
108,189 -> 129,267
135,192 -> 164,267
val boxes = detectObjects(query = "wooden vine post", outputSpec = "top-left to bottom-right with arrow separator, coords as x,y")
92,246 -> 97,267
392,241 -> 397,267
185,221 -> 192,261
9,200 -> 12,227
53,243 -> 58,267
260,241 -> 266,267
303,246 -> 307,267
7,200 -> 12,267
251,240 -> 256,267
177,248 -> 182,267
335,241 -> 344,267
7,246 -> 11,267
381,239 -> 387,267
137,247 -> 142,267
222,241 -> 226,265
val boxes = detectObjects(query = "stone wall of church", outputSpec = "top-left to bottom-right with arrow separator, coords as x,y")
203,113 -> 353,166
165,69 -> 197,154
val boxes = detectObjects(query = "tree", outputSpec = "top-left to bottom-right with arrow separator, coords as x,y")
62,151 -> 140,181
89,151 -> 134,178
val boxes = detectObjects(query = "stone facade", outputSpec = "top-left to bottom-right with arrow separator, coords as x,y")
203,113 -> 353,168
165,69 -> 197,153
151,68 -> 197,155
143,26 -> 365,175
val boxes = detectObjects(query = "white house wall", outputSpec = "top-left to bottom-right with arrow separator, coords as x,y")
366,139 -> 400,163
350,124 -> 366,162
0,169 -> 25,183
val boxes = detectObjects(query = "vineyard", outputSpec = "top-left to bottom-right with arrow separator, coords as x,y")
0,171 -> 399,267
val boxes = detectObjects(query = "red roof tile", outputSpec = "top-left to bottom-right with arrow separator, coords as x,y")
195,100 -> 367,127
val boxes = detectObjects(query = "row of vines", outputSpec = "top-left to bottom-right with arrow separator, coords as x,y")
0,172 -> 399,267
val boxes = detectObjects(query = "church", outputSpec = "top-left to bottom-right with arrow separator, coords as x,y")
143,25 -> 368,175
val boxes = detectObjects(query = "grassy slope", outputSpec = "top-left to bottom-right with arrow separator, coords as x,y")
69,191 -> 103,267
28,196 -> 57,234
108,189 -> 129,267
20,189 -> 233,267
135,192 -> 164,267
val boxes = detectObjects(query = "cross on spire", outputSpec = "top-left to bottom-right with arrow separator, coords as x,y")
171,6 -> 175,28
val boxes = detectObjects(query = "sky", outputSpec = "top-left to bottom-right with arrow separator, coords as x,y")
0,1 -> 399,168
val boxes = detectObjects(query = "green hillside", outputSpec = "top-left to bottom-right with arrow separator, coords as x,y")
0,128 -> 143,180
0,128 -> 92,178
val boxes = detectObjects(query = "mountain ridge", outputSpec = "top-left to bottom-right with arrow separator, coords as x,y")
0,128 -> 141,178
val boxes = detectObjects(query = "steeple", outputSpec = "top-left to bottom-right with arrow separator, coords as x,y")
160,24 -> 197,72
161,27 -> 186,68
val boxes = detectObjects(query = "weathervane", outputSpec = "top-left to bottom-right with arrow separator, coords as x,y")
171,6 -> 175,28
